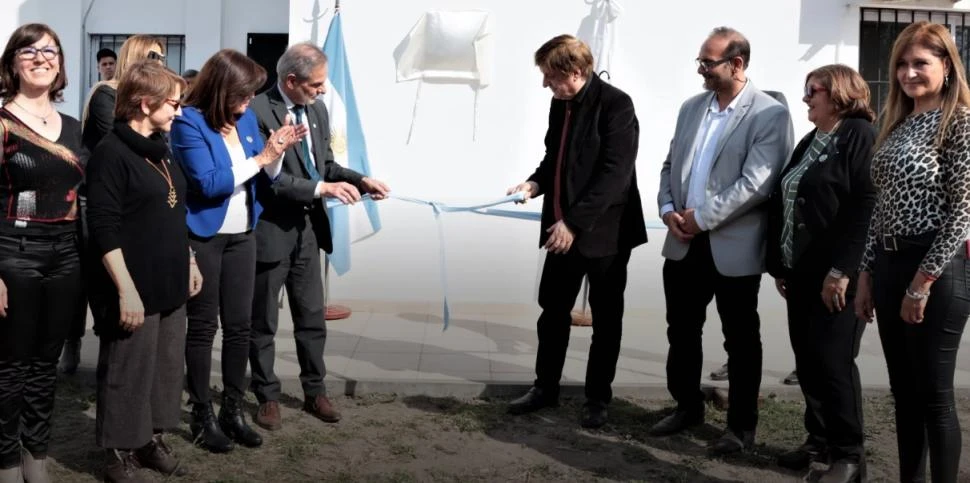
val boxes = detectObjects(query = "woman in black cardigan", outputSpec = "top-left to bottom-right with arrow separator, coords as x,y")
86,60 -> 202,482
766,64 -> 877,483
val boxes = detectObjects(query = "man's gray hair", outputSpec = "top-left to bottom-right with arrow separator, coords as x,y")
276,41 -> 328,80
710,26 -> 750,69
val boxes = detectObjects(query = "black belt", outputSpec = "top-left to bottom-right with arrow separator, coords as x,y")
880,231 -> 937,252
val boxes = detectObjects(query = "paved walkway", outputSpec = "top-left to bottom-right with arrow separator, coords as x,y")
68,297 -> 970,398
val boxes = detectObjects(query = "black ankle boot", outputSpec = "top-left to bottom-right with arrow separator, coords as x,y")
190,402 -> 233,453
218,394 -> 263,448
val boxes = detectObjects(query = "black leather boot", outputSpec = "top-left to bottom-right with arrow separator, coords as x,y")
190,402 -> 233,453
218,394 -> 263,448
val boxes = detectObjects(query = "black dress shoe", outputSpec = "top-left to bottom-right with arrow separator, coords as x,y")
580,404 -> 608,429
778,436 -> 827,470
507,387 -> 558,415
648,407 -> 704,436
190,402 -> 233,453
817,461 -> 862,483
708,429 -> 754,457
219,394 -> 263,448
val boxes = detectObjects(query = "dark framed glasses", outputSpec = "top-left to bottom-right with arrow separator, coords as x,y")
695,57 -> 732,72
163,98 -> 181,109
15,46 -> 59,61
804,85 -> 828,98
148,51 -> 166,62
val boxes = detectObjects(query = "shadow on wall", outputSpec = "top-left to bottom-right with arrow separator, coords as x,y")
799,0 -> 853,62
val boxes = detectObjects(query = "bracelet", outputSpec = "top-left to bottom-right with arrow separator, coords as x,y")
828,267 -> 846,279
905,287 -> 930,301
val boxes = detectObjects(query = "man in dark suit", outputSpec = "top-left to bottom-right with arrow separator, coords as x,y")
249,42 -> 389,429
506,34 -> 646,429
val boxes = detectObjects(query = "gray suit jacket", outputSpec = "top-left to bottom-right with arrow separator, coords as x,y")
657,82 -> 793,276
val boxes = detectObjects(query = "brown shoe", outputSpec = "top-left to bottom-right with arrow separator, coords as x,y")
135,434 -> 186,477
303,395 -> 341,423
104,449 -> 144,483
255,401 -> 282,431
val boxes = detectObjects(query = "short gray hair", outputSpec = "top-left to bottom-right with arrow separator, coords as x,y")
276,42 -> 328,81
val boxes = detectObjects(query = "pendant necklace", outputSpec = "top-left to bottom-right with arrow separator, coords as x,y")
10,98 -> 54,125
145,158 -> 178,208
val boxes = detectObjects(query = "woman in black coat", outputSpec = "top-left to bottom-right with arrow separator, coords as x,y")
766,64 -> 877,483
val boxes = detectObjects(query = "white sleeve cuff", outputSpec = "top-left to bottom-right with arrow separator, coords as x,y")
231,157 -> 261,187
314,181 -> 324,199
694,209 -> 709,231
262,153 -> 285,179
660,203 -> 675,218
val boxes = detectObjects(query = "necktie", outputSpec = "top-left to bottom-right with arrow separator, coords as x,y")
552,103 -> 572,221
293,106 -> 320,181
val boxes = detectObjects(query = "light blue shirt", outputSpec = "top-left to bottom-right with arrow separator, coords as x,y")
662,81 -> 749,231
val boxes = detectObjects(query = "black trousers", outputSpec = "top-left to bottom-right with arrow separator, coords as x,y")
185,232 -> 256,404
785,271 -> 865,463
250,220 -> 328,402
0,232 -> 82,469
873,244 -> 970,483
67,196 -> 89,340
534,248 -> 631,405
663,233 -> 762,432
96,305 -> 186,449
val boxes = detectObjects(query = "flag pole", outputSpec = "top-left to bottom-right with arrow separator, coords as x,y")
324,0 -> 352,322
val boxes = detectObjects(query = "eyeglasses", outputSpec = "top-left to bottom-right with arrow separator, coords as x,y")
147,51 -> 166,62
15,46 -> 59,61
804,85 -> 828,98
695,57 -> 732,72
163,98 -> 181,109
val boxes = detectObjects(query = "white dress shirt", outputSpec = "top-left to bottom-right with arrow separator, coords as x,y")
662,81 -> 750,231
278,85 -> 327,199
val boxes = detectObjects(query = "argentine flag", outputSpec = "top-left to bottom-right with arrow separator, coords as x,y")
322,13 -> 381,275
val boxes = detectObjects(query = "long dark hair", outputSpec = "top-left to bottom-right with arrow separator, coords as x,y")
182,49 -> 266,129
0,23 -> 66,102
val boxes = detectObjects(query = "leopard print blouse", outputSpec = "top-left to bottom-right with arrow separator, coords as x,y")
860,107 -> 970,276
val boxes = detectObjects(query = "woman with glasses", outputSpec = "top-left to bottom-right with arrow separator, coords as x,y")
766,65 -> 876,483
856,21 -> 970,483
56,34 -> 168,376
0,23 -> 84,483
86,60 -> 201,483
170,49 -> 305,454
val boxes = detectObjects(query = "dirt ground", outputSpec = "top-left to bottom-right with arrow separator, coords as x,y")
42,377 -> 970,482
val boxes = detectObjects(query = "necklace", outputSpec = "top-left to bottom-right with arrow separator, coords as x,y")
144,158 -> 178,208
10,98 -> 54,125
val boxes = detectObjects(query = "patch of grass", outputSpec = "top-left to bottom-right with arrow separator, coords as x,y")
388,442 -> 417,459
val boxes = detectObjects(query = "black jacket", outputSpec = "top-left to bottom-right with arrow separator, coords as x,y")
766,116 -> 876,280
527,74 -> 647,257
249,85 -> 365,262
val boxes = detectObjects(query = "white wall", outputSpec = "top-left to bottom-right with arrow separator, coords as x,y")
220,0 -> 289,57
285,0 -> 911,308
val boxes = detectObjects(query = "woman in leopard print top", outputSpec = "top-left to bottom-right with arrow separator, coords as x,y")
855,21 -> 970,483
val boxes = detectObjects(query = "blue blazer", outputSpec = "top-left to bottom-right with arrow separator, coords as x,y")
171,106 -> 270,237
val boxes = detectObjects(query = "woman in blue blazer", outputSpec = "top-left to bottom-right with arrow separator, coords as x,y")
170,49 -> 305,453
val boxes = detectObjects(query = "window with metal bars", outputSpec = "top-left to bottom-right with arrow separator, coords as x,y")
860,7 -> 970,115
86,34 -> 186,91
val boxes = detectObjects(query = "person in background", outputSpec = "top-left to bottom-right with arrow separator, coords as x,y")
182,69 -> 198,91
97,48 -> 116,81
171,48 -> 305,454
0,23 -> 84,483
767,64 -> 876,483
856,21 -> 970,483
87,60 -> 202,483
58,34 -> 166,375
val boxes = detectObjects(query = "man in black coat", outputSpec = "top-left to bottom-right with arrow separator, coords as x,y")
249,42 -> 389,429
506,34 -> 647,429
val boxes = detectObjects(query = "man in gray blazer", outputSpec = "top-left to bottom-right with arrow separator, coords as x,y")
650,27 -> 793,456
249,42 -> 389,430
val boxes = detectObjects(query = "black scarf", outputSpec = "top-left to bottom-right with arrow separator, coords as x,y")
112,120 -> 170,163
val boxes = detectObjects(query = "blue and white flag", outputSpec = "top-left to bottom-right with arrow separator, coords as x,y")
322,13 -> 381,275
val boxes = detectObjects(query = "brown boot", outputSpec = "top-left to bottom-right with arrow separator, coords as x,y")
103,449 -> 143,483
303,395 -> 341,423
255,401 -> 282,431
134,434 -> 186,477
